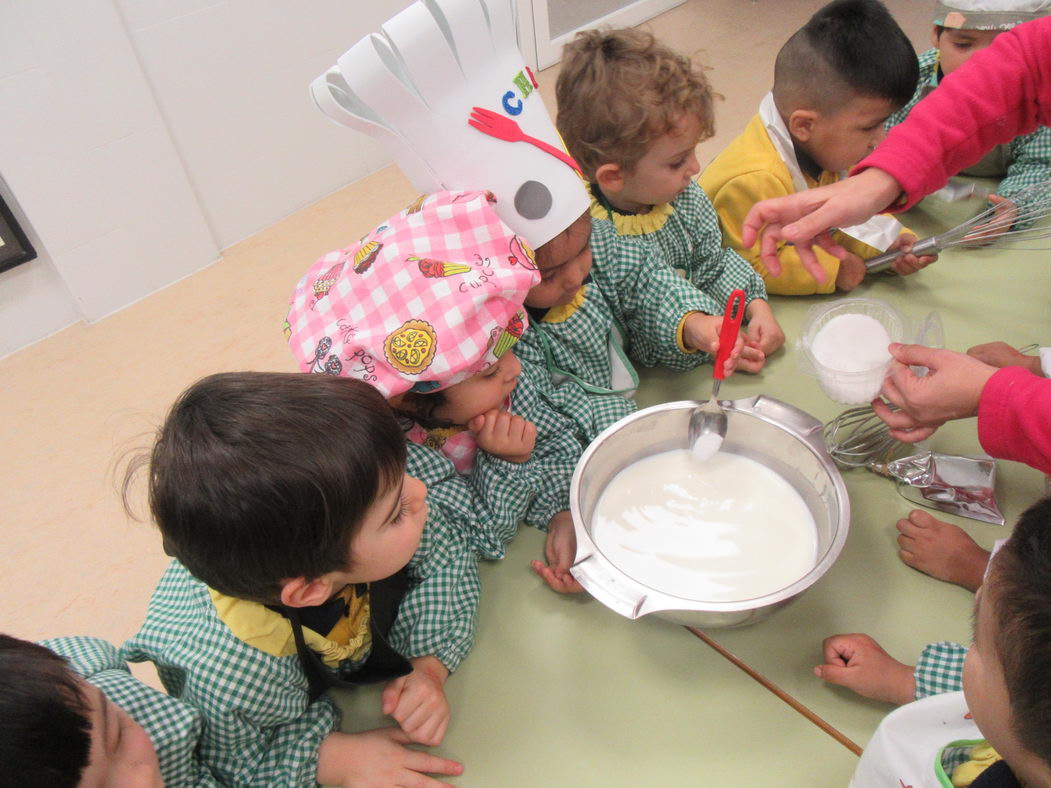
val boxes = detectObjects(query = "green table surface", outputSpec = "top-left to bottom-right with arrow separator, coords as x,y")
334,529 -> 860,787
635,190 -> 1051,748
335,189 -> 1049,784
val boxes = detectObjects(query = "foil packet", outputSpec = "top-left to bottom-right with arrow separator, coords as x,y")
882,451 -> 1005,525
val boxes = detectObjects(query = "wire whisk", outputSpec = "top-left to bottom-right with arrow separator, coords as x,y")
866,179 -> 1051,272
823,404 -> 909,470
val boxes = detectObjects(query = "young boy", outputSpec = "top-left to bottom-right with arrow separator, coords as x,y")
120,373 -> 466,787
556,28 -> 782,369
886,0 -> 1051,237
816,497 -> 1051,787
0,633 -> 198,786
701,0 -> 937,294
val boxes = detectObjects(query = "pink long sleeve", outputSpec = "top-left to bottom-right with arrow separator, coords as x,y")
978,367 -> 1051,476
854,16 -> 1051,211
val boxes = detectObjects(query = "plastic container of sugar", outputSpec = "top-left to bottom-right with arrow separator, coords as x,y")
798,298 -> 904,404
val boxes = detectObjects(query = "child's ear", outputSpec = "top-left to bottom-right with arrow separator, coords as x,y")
788,110 -> 817,143
594,163 -> 624,195
280,576 -> 337,608
388,392 -> 406,408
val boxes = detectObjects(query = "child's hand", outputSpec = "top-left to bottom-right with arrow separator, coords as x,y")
530,510 -> 584,593
814,633 -> 916,706
470,409 -> 536,463
834,252 -> 866,291
887,232 -> 938,275
316,728 -> 463,788
743,299 -> 785,357
381,656 -> 451,746
682,312 -> 747,373
967,341 -> 1043,375
964,194 -> 1018,246
896,509 -> 990,592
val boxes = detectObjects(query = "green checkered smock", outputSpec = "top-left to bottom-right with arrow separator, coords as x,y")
122,503 -> 485,788
45,636 -> 222,787
517,218 -> 764,393
591,180 -> 769,299
914,640 -> 967,700
887,48 -> 1051,229
408,359 -> 635,560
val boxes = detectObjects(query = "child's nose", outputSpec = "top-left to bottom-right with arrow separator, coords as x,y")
686,153 -> 701,177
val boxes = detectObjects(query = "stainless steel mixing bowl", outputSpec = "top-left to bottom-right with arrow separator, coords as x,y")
569,396 -> 850,628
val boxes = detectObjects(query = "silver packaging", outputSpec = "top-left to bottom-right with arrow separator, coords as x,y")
884,451 -> 1005,525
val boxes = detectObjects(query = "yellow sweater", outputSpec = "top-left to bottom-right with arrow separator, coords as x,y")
700,113 -> 884,295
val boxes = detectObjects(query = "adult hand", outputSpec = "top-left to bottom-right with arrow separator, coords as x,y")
741,168 -> 903,283
875,344 -> 997,440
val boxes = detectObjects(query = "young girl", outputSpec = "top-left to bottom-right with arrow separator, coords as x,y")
286,190 -> 634,590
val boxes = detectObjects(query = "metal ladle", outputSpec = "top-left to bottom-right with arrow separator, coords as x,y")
688,289 -> 746,461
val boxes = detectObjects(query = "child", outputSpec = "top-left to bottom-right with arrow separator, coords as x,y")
121,372 -> 466,786
701,0 -> 938,294
515,208 -> 747,399
886,0 -> 1051,239
556,28 -> 782,369
286,189 -> 634,593
0,633 -> 204,786
815,497 -> 1051,787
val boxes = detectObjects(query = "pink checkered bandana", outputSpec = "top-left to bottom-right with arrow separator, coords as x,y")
287,190 -> 540,398
405,424 -> 479,475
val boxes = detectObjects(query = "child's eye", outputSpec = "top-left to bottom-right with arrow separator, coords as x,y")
669,159 -> 687,170
392,496 -> 411,524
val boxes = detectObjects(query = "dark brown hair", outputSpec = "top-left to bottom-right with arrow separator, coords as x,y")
774,0 -> 919,114
0,635 -> 92,787
556,28 -> 717,181
988,496 -> 1051,770
125,372 -> 406,603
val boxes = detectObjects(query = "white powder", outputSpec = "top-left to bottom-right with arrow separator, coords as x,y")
811,314 -> 892,372
691,432 -> 724,462
808,313 -> 893,403
592,450 -> 818,602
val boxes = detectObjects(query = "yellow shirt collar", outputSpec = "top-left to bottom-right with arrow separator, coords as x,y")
209,584 -> 371,668
588,187 -> 675,236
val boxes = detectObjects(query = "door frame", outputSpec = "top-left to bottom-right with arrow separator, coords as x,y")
514,0 -> 686,70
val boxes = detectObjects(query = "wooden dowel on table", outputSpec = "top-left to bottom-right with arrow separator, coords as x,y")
686,626 -> 863,757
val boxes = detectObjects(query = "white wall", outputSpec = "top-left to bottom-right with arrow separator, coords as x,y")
117,0 -> 416,249
0,0 -> 415,356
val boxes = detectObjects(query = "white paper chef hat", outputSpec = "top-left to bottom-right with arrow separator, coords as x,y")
934,0 -> 1051,29
311,0 -> 589,248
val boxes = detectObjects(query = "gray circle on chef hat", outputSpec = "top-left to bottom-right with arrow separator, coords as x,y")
514,180 -> 552,220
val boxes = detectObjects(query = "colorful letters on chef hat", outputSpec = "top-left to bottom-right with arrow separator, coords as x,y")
309,0 -> 589,249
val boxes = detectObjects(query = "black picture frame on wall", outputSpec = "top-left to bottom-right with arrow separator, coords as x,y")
0,193 -> 36,274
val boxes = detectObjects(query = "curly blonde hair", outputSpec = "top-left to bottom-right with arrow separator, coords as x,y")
556,28 -> 717,181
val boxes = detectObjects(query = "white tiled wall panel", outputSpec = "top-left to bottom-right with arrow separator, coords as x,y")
0,0 -> 441,354
122,0 -> 415,247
